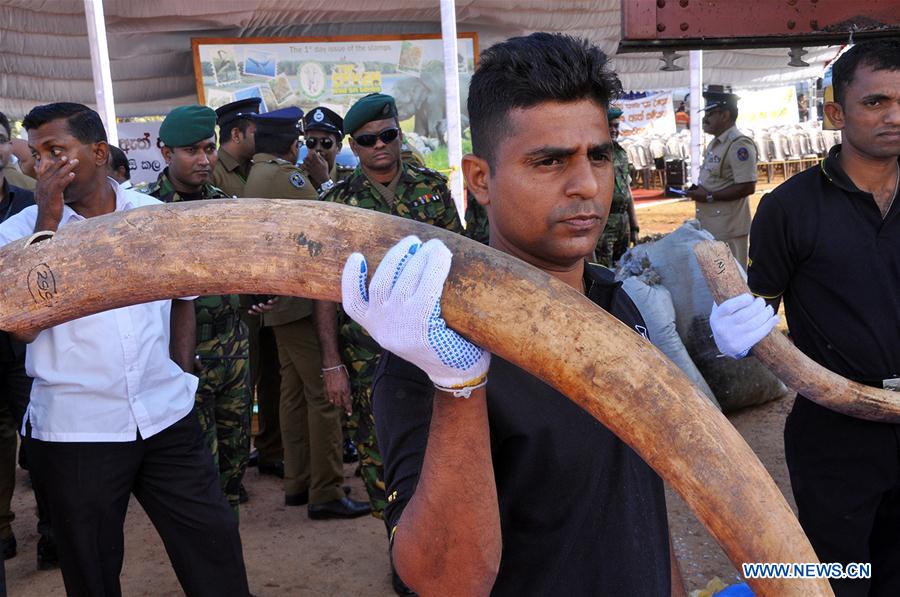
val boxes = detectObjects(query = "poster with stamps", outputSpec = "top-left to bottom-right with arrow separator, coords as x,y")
193,34 -> 478,170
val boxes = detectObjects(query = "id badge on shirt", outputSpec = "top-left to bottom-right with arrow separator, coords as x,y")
884,378 -> 900,392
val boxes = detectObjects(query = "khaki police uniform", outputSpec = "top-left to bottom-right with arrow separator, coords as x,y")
696,125 -> 757,266
2,162 -> 35,191
244,152 -> 343,504
211,148 -> 248,198
213,144 -> 285,468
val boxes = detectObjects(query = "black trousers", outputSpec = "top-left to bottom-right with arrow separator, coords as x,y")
785,395 -> 900,597
25,411 -> 249,597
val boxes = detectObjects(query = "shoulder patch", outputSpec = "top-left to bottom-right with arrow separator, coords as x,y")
736,147 -> 750,161
408,163 -> 435,175
289,172 -> 306,188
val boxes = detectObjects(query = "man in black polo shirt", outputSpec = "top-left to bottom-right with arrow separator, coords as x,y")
338,33 -> 680,596
711,40 -> 900,596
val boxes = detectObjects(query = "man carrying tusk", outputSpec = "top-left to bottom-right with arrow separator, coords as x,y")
711,40 -> 900,597
339,33 -> 685,596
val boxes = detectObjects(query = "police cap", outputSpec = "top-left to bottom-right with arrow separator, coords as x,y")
215,97 -> 262,129
252,107 -> 303,137
701,92 -> 740,113
304,107 -> 344,138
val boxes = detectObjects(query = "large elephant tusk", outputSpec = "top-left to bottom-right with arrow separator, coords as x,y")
0,200 -> 831,596
694,240 -> 900,423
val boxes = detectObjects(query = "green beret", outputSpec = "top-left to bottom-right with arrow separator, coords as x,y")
607,106 -> 623,120
344,93 -> 398,136
160,105 -> 217,147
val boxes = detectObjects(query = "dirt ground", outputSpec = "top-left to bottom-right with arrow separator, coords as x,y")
5,187 -> 796,596
5,397 -> 796,596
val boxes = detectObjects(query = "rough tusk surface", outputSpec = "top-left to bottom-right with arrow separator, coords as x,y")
695,240 -> 900,423
0,200 -> 832,596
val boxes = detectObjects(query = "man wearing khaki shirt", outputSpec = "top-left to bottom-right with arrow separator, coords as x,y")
244,108 -> 370,520
688,92 -> 757,267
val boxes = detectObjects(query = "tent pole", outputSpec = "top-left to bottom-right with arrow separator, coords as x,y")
807,78 -> 817,123
689,50 -> 703,184
83,0 -> 118,143
439,0 -> 466,226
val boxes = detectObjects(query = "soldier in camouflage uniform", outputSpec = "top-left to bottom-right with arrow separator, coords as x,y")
146,105 -> 251,516
315,94 -> 488,525
595,107 -> 639,268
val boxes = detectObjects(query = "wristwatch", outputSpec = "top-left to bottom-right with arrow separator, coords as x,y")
705,192 -> 715,203
318,179 -> 335,193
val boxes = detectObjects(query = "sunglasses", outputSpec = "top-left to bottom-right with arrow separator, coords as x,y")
353,127 -> 400,148
305,137 -> 335,150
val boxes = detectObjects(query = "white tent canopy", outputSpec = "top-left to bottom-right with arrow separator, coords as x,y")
0,0 -> 843,120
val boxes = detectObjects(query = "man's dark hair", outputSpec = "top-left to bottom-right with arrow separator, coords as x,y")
220,118 -> 254,145
22,102 -> 107,143
108,145 -> 130,178
255,132 -> 297,157
467,32 -> 622,167
832,39 -> 900,106
0,111 -> 10,137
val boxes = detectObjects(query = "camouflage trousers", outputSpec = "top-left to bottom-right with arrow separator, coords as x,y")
196,346 -> 251,517
596,211 -> 632,268
348,382 -> 385,519
340,320 -> 387,519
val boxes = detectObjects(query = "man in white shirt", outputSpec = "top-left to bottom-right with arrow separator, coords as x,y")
0,102 -> 249,596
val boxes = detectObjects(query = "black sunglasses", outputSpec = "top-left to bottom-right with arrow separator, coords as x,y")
305,137 -> 335,150
353,127 -> 400,148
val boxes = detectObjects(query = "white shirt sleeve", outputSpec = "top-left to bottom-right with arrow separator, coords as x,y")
0,206 -> 38,247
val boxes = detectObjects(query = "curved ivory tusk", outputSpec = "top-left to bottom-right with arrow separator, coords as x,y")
694,240 -> 900,423
0,200 -> 831,596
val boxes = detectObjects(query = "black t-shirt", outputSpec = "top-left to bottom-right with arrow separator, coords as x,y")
748,145 -> 900,385
0,182 -> 35,362
372,264 -> 671,596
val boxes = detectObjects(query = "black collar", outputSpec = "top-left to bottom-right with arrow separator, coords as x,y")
821,144 -> 900,195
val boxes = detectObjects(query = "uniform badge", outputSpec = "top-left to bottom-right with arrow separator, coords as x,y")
289,172 -> 306,188
736,147 -> 750,161
313,109 -> 324,122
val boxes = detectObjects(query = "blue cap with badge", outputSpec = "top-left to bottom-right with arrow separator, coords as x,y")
252,107 -> 303,135
304,107 -> 344,138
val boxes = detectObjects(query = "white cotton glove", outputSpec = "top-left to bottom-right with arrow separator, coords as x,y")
341,235 -> 490,391
709,293 -> 780,359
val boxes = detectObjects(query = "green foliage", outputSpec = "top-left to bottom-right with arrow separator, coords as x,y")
423,138 -> 473,171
